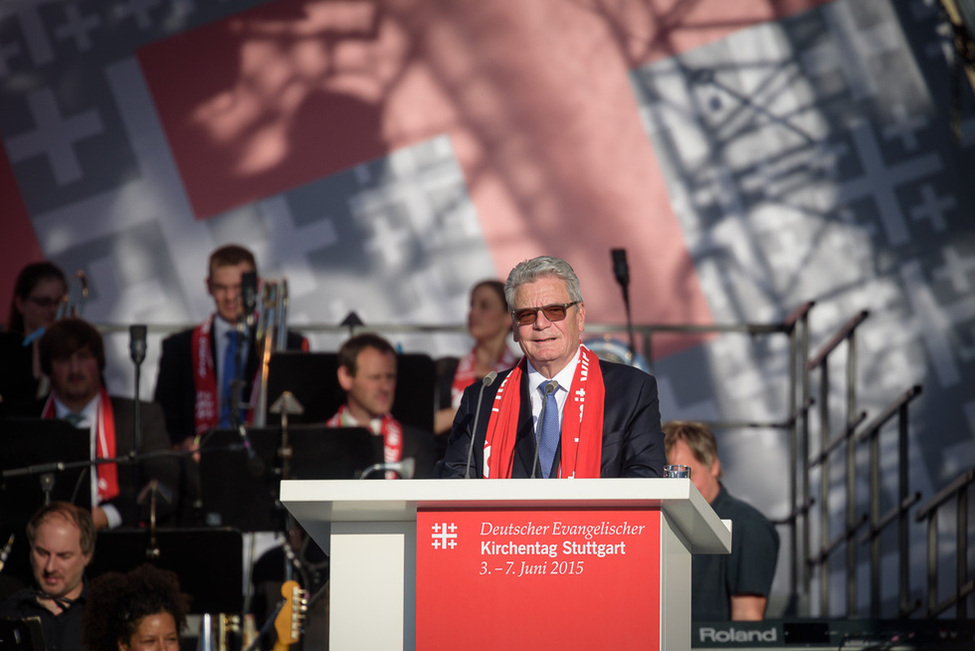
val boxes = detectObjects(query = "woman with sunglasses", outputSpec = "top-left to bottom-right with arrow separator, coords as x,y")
0,261 -> 67,417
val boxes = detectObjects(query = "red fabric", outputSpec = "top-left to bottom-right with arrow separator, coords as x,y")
327,405 -> 404,479
42,387 -> 120,501
449,347 -> 520,409
483,346 -> 604,478
190,317 -> 218,436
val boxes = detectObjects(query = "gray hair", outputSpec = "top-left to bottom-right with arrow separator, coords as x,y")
504,256 -> 584,308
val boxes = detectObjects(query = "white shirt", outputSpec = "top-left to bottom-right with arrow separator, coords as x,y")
525,346 -> 582,434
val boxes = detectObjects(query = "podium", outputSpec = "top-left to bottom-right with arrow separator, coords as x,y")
281,478 -> 730,650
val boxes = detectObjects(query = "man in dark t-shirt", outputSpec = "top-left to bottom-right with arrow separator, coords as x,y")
664,420 -> 779,620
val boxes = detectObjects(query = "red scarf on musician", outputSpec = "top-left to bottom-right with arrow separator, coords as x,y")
450,347 -> 520,409
483,345 -> 604,479
192,315 -> 261,435
327,405 -> 404,479
42,387 -> 120,501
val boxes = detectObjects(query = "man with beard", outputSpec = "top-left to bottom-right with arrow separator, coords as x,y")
38,318 -> 178,530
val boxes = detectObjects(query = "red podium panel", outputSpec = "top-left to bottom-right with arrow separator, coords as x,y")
280,478 -> 730,650
416,508 -> 661,650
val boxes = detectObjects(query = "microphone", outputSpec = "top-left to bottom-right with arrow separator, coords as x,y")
130,324 -> 148,520
611,248 -> 629,288
531,380 -> 559,479
129,324 -> 148,366
242,271 -> 258,316
610,248 -> 636,359
237,424 -> 266,478
465,371 -> 498,479
360,458 -> 416,479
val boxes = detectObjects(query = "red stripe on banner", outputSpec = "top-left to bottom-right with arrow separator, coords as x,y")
0,145 -> 43,320
137,0 -> 406,220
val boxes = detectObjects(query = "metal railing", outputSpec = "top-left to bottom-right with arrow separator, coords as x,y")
915,467 -> 975,618
805,310 -> 870,616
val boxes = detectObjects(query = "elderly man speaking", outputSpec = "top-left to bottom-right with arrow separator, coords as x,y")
440,256 -> 664,479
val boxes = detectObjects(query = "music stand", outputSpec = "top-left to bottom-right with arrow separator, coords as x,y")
0,617 -> 44,651
86,528 -> 244,614
199,426 -> 376,532
0,418 -> 92,588
0,418 -> 92,528
264,351 -> 436,432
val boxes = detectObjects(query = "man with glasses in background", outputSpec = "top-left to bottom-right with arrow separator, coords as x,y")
440,255 -> 664,479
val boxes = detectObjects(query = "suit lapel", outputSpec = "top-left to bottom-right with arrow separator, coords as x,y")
511,372 -> 539,478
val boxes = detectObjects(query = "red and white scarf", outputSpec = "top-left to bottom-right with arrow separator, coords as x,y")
450,346 -> 520,409
192,315 -> 262,434
327,405 -> 404,479
191,316 -> 219,436
42,386 -> 120,501
483,345 -> 604,479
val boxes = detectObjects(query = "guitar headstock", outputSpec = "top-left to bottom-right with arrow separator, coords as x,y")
272,580 -> 307,650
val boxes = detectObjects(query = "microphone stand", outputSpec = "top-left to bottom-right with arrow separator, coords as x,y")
1,448 -> 190,520
465,371 -> 498,478
129,324 -> 147,524
233,273 -> 259,429
611,248 -> 637,361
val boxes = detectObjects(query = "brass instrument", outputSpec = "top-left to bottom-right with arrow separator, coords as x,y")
251,278 -> 289,427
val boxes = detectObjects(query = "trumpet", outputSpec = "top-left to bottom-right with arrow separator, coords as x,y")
250,277 -> 289,427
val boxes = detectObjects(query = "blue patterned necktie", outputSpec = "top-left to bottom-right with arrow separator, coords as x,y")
537,381 -> 560,478
64,412 -> 85,428
219,330 -> 241,427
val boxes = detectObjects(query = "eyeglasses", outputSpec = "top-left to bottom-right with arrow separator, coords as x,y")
512,302 -> 579,326
25,295 -> 63,309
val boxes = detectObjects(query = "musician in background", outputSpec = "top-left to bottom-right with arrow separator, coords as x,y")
0,502 -> 96,651
152,244 -> 305,522
329,333 -> 436,479
663,420 -> 779,621
39,318 -> 179,530
82,563 -> 189,651
433,279 -> 519,457
0,261 -> 67,417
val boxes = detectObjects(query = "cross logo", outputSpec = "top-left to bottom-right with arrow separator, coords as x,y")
431,522 -> 459,550
574,388 -> 586,402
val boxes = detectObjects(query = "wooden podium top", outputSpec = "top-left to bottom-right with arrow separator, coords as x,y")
281,477 -> 731,554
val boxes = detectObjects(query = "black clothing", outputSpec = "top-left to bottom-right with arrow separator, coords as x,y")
0,584 -> 87,651
691,484 -> 780,620
440,359 -> 665,479
0,332 -> 42,419
153,325 -> 307,446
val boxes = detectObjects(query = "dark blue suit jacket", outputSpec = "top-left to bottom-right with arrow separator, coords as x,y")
440,358 -> 664,478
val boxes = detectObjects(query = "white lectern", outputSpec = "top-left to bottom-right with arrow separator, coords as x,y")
281,478 -> 730,650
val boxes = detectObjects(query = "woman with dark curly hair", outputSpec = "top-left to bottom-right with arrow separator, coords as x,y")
81,564 -> 190,651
